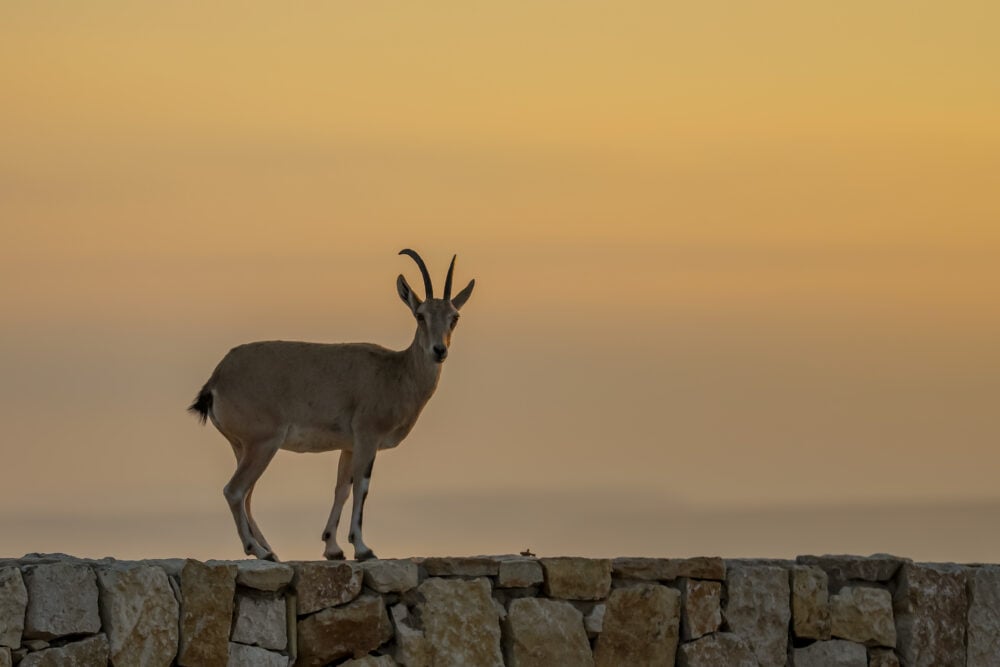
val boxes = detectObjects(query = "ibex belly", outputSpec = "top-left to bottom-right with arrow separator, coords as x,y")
282,423 -> 353,453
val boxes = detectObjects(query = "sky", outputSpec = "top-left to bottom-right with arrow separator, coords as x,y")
1,2 -> 998,563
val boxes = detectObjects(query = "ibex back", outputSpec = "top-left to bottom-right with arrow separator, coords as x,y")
188,249 -> 475,560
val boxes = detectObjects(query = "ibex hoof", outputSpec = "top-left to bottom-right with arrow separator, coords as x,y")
355,549 -> 377,562
260,551 -> 280,562
324,550 -> 345,561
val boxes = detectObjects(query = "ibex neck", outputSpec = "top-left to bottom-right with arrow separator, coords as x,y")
405,335 -> 443,392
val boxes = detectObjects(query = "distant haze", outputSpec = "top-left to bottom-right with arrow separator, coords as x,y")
1,2 -> 998,562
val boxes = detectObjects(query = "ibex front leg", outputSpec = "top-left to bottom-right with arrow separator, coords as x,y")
348,443 -> 378,561
321,450 -> 353,560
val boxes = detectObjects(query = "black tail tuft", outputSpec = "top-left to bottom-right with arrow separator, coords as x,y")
188,385 -> 213,425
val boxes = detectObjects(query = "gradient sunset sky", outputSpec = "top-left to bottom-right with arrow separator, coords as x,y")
1,2 -> 998,562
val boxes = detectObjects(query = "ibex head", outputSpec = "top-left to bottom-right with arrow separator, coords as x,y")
397,249 -> 475,363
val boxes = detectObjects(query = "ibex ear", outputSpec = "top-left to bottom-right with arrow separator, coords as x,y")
451,279 -> 475,310
397,274 -> 422,314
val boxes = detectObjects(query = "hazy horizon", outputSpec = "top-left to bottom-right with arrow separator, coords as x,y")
2,2 -> 998,562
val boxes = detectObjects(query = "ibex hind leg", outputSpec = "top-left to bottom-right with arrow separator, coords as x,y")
226,438 -> 275,556
224,436 -> 280,560
245,486 -> 274,556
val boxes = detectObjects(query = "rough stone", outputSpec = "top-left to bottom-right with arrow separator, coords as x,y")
22,562 -> 100,640
232,594 -> 287,651
497,559 -> 544,588
421,557 -> 500,577
830,585 -> 896,647
893,562 -> 967,667
390,603 -> 431,667
868,648 -> 901,667
724,565 -> 791,667
0,647 -> 8,667
0,567 -> 27,648
678,578 -> 721,640
792,565 -> 831,640
291,561 -> 363,615
967,566 -> 1000,666
21,640 -> 48,651
96,562 -> 179,667
227,642 -> 288,667
341,656 -> 397,667
797,554 -> 906,590
503,597 -> 593,667
541,558 -> 612,600
593,583 -> 680,667
792,639 -> 867,667
677,632 -> 757,667
611,557 -> 726,581
228,560 -> 294,592
584,604 -> 605,636
296,594 -> 392,667
361,560 -> 419,593
416,577 -> 503,667
175,559 -> 237,666
18,634 -> 109,667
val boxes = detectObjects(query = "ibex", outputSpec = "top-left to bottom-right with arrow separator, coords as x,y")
188,249 -> 475,561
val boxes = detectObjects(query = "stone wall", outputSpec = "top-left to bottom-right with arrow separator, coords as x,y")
1,553 -> 998,666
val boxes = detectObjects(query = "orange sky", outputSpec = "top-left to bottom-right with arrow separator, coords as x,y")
1,2 -> 998,562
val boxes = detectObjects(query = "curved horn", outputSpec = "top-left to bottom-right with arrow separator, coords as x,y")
399,249 -> 434,299
443,255 -> 457,300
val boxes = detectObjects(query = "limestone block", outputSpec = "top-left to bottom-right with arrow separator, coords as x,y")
868,648 -> 901,667
503,597 -> 593,667
584,604 -> 605,636
232,594 -> 287,651
593,583 -> 680,667
17,634 -> 109,667
291,562 -> 363,615
342,656 -> 397,666
967,566 -> 1000,666
677,632 -> 757,667
792,639 -> 867,667
96,562 -> 179,667
611,557 -> 725,581
830,586 -> 895,647
22,562 -> 100,640
416,577 -> 503,667
361,560 -> 419,593
227,642 -> 288,667
893,563 -> 967,667
541,558 -> 612,600
176,559 -> 237,666
0,567 -> 27,648
229,560 -> 294,592
797,554 -> 905,590
791,565 -> 831,640
678,578 -> 721,640
421,557 -> 499,577
296,594 -> 392,667
389,604 -> 431,667
724,565 -> 791,667
497,559 -> 543,588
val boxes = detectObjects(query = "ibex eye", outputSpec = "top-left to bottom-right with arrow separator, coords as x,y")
450,317 -> 459,329
416,313 -> 425,322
